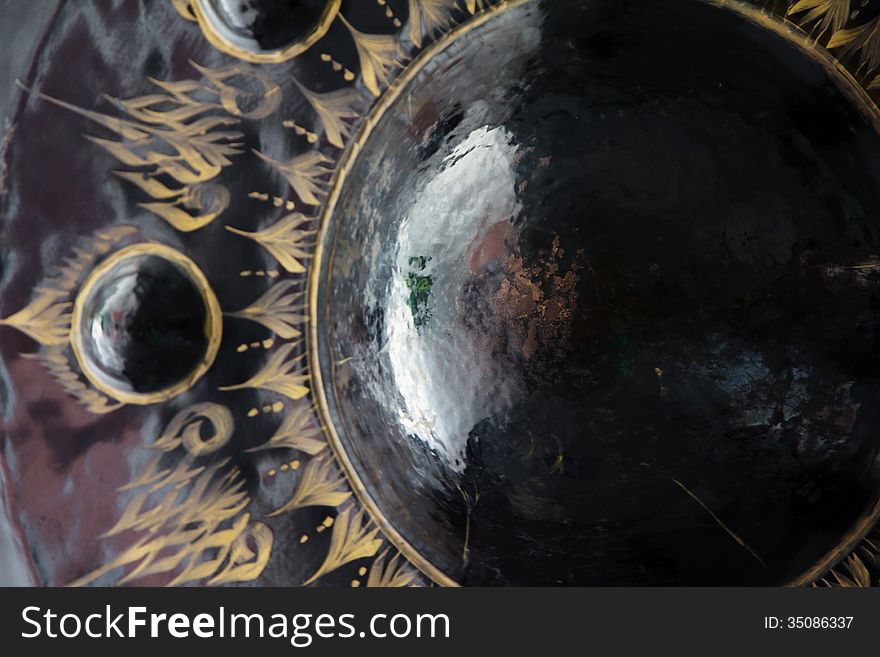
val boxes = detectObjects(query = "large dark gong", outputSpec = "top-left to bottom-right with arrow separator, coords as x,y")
314,0 -> 880,586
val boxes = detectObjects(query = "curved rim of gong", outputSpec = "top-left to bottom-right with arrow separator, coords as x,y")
309,0 -> 880,587
70,242 -> 223,406
189,0 -> 341,64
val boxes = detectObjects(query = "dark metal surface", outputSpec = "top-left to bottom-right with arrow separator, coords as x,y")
318,0 -> 880,585
0,0 -> 61,587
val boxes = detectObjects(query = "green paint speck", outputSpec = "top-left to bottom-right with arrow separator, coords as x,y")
405,256 -> 433,328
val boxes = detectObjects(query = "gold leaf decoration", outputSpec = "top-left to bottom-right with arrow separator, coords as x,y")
207,521 -> 274,585
822,554 -> 874,587
1,227 -> 138,414
70,403 -> 271,587
253,149 -> 333,206
53,226 -> 139,289
0,294 -> 71,346
464,0 -> 490,15
219,341 -> 310,400
303,506 -> 383,585
408,0 -> 456,48
228,280 -> 307,339
136,181 -> 231,232
367,548 -> 422,587
787,0 -> 851,36
289,79 -> 361,148
72,459 -> 250,586
226,212 -> 316,274
105,79 -> 216,125
26,83 -> 241,232
340,15 -> 404,96
190,62 -> 282,120
26,347 -> 122,414
246,403 -> 326,455
827,16 -> 880,73
20,62 -> 286,232
0,225 -> 136,348
816,534 -> 878,587
268,454 -> 351,517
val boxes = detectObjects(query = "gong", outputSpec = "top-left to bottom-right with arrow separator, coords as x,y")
1,0 -> 879,588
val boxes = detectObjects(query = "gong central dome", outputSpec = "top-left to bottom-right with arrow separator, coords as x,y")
315,0 -> 880,585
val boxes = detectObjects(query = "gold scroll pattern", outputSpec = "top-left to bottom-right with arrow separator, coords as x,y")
70,403 -> 273,586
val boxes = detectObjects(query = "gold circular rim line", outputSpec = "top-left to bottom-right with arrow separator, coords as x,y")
189,0 -> 341,64
309,0 -> 880,587
70,242 -> 223,406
